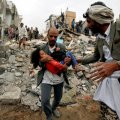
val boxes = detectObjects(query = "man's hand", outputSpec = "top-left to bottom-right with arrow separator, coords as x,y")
64,56 -> 71,65
90,62 -> 120,82
29,69 -> 35,78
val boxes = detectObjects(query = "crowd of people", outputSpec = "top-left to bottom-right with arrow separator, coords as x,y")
4,24 -> 39,41
3,23 -> 40,49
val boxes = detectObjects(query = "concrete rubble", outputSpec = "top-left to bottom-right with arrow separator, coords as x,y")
0,31 -> 98,111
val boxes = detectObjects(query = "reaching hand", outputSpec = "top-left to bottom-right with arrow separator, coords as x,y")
64,56 -> 71,65
89,62 -> 120,82
29,70 -> 35,78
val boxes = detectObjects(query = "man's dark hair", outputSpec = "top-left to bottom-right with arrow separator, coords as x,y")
83,9 -> 89,18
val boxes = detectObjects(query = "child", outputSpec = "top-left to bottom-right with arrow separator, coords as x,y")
30,47 -> 79,84
39,49 -> 67,75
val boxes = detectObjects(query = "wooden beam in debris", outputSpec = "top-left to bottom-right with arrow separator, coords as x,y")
65,28 -> 80,36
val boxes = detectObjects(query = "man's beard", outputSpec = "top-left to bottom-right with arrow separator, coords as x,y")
49,41 -> 56,47
90,26 -> 101,35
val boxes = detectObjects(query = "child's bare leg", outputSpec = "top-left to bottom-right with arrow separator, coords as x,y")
23,39 -> 26,49
23,43 -> 25,49
19,39 -> 22,49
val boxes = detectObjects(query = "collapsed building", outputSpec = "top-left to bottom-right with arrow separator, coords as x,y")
44,9 -> 93,38
0,0 -> 22,39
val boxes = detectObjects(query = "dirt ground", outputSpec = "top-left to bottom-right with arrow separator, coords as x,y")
0,97 -> 101,120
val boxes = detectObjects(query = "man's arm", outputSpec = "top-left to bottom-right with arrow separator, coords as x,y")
77,43 -> 100,65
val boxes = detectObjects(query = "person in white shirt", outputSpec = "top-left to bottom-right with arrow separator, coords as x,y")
18,23 -> 27,49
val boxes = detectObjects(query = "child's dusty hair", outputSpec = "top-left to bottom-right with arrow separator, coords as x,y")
30,47 -> 41,68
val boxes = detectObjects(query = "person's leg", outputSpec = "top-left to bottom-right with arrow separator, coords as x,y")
41,83 -> 52,120
73,26 -> 75,32
19,39 -> 22,48
52,82 -> 64,111
23,38 -> 26,49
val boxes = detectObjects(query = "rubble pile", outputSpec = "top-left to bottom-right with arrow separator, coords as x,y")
0,32 -> 97,111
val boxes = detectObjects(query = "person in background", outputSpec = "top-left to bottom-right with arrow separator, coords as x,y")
18,23 -> 28,49
34,27 -> 39,39
71,19 -> 75,32
29,27 -> 34,40
77,1 -> 120,119
61,12 -> 64,24
15,27 -> 19,41
8,25 -> 14,40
